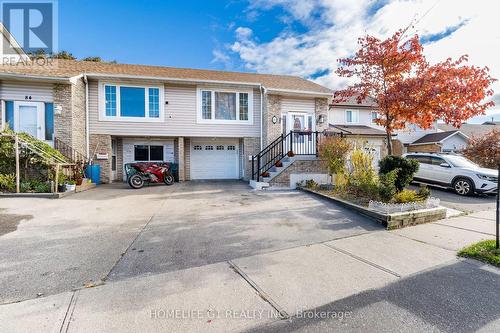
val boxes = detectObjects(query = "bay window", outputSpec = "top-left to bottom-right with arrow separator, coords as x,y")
101,83 -> 163,121
198,88 -> 252,123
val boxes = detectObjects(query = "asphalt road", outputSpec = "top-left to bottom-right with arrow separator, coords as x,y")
409,184 -> 497,213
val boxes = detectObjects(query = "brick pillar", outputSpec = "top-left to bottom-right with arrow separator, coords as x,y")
89,134 -> 112,184
177,137 -> 185,181
264,94 -> 282,146
243,137 -> 260,180
315,98 -> 329,132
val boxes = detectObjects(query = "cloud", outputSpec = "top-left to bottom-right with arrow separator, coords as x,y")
223,0 -> 500,112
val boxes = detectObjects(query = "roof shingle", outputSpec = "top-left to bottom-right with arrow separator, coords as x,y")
0,59 -> 332,94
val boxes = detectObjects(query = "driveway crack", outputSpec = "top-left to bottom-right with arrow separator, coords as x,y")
227,260 -> 289,320
102,187 -> 180,282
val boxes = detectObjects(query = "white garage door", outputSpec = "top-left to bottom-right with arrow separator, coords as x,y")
190,139 -> 239,179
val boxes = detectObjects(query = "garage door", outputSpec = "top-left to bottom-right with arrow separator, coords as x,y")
190,140 -> 239,179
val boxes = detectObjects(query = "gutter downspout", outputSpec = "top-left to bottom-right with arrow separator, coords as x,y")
260,85 -> 267,150
83,74 -> 90,160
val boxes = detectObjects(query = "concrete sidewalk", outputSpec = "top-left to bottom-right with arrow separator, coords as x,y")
1,210 -> 499,333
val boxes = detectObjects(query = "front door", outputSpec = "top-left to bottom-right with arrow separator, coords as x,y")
14,101 -> 45,140
287,113 -> 315,155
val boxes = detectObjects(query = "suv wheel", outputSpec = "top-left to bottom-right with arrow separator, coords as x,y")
453,178 -> 474,196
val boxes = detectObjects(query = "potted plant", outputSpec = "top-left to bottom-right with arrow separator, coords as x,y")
287,151 -> 295,157
275,161 -> 283,167
261,171 -> 270,178
57,174 -> 67,192
65,180 -> 76,192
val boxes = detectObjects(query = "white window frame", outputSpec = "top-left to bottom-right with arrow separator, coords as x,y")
345,109 -> 359,124
99,82 -> 164,122
371,111 -> 379,124
196,87 -> 253,125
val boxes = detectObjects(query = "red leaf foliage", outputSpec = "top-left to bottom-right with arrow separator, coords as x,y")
334,28 -> 496,154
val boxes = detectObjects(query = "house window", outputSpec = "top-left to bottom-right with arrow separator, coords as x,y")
105,85 -> 117,116
149,88 -> 160,118
346,110 -> 359,123
45,103 -> 54,140
4,101 -> 14,130
120,87 -> 145,117
239,93 -> 248,120
198,89 -> 252,123
102,84 -> 162,120
134,145 -> 164,161
193,145 -> 202,150
227,145 -> 236,151
216,145 -> 224,150
371,111 -> 379,124
205,145 -> 214,150
202,91 -> 212,120
215,92 -> 236,120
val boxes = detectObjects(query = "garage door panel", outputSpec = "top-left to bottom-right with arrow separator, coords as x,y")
190,140 -> 239,179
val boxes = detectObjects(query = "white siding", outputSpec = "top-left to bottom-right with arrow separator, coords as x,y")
442,134 -> 468,151
89,79 -> 261,138
0,80 -> 53,102
329,107 -> 383,130
282,97 -> 315,114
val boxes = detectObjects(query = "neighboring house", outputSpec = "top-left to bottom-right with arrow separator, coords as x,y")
407,130 -> 469,153
0,59 -> 331,185
328,96 -> 388,163
438,122 -> 500,138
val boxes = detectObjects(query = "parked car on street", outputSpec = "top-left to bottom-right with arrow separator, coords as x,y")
403,153 -> 498,196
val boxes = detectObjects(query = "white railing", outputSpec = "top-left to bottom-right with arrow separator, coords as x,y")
368,197 -> 441,214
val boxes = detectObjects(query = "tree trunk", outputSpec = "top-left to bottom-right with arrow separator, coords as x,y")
386,130 -> 393,155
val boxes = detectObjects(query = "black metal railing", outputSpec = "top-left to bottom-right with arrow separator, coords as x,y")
54,137 -> 88,163
252,131 -> 327,182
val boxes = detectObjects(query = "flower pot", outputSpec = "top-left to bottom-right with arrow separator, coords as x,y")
287,151 -> 295,157
65,184 -> 76,192
275,161 -> 283,167
75,178 -> 83,186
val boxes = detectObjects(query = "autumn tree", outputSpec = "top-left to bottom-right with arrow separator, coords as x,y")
334,29 -> 496,154
462,129 -> 500,168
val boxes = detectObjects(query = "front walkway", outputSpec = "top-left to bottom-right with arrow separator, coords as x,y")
1,188 -> 498,332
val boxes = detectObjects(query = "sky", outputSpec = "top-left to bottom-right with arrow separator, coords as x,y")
56,0 -> 500,123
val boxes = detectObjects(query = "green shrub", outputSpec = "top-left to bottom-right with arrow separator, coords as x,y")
0,173 -> 16,192
393,189 -> 420,203
318,136 -> 352,176
348,148 -> 379,198
417,184 -> 431,200
19,179 -> 51,193
305,179 -> 318,189
378,169 -> 398,202
379,156 -> 419,191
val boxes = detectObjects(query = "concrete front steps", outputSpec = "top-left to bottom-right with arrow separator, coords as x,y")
249,156 -> 318,190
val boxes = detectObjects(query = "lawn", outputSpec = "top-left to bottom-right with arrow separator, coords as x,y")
458,240 -> 500,267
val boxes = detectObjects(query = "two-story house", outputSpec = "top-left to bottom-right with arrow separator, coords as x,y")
0,60 -> 331,185
328,97 -> 457,157
328,96 -> 388,163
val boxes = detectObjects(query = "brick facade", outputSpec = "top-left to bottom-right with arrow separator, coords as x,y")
89,134 -> 112,184
407,143 -> 441,153
177,137 -> 186,181
243,137 -> 260,180
264,94 -> 282,146
54,79 -> 86,156
269,159 -> 326,187
315,98 -> 329,132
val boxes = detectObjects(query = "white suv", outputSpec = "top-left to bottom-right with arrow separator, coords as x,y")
403,153 -> 498,196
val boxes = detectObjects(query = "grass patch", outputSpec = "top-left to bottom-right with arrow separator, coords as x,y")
458,240 -> 500,267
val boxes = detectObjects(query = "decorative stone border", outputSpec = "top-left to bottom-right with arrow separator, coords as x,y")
300,188 -> 447,230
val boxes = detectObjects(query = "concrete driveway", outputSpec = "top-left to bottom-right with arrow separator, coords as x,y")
0,181 -> 380,304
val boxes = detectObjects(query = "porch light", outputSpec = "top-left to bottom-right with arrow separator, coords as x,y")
317,114 -> 325,124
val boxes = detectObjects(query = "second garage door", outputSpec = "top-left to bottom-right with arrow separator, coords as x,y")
190,139 -> 240,179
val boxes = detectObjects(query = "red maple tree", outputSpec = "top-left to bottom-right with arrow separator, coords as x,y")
334,29 -> 496,154
462,129 -> 500,168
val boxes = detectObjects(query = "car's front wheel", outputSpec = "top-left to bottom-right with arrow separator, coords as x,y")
453,178 -> 474,196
